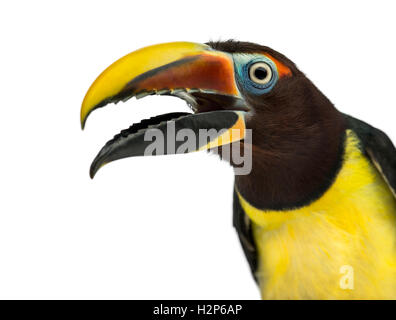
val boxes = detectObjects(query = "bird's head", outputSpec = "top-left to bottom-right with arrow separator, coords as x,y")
81,41 -> 345,209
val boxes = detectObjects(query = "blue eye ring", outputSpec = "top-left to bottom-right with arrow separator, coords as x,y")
234,55 -> 279,95
242,58 -> 278,92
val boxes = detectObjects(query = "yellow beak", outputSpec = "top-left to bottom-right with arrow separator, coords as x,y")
81,41 -> 239,129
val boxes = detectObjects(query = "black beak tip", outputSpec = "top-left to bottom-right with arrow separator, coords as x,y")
89,155 -> 103,179
88,140 -> 115,180
80,116 -> 86,130
89,159 -> 101,179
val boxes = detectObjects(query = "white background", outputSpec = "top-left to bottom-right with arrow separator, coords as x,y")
0,0 -> 395,299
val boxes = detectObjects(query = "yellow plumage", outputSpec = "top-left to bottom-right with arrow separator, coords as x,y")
238,130 -> 396,299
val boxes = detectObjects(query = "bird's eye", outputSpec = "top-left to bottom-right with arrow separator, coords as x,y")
233,54 -> 278,95
249,62 -> 272,85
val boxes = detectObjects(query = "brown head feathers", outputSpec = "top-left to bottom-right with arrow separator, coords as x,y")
208,40 -> 347,210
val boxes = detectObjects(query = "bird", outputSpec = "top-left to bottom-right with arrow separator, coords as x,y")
80,40 -> 396,299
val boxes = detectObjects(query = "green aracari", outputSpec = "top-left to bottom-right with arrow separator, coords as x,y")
81,41 -> 396,299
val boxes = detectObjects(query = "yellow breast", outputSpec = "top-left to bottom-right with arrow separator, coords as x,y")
238,130 -> 396,299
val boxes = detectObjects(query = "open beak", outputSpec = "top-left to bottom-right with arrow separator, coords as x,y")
81,42 -> 248,178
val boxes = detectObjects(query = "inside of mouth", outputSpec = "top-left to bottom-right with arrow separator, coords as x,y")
114,88 -> 247,114
96,88 -> 247,148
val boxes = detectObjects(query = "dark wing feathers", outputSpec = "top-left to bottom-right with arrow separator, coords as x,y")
233,189 -> 258,282
344,114 -> 396,198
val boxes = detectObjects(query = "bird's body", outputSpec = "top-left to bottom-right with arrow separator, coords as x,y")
237,129 -> 396,299
81,40 -> 396,299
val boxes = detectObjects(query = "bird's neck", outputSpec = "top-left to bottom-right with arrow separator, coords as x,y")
235,88 -> 346,210
238,130 -> 396,299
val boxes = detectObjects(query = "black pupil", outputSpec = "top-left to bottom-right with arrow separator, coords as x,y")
254,67 -> 268,80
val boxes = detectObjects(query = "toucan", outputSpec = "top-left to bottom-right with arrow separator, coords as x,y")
81,41 -> 396,299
